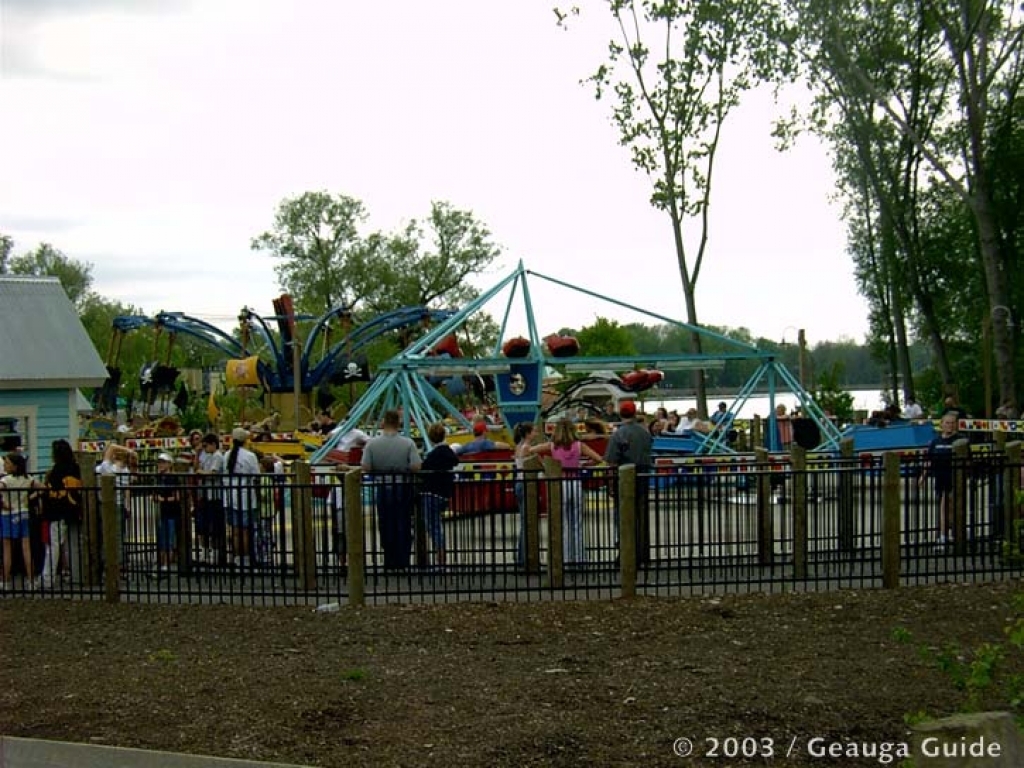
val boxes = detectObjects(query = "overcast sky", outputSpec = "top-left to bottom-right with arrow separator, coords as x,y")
0,0 -> 868,347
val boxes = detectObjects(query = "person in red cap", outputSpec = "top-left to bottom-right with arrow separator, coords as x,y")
604,399 -> 652,565
454,417 -> 510,456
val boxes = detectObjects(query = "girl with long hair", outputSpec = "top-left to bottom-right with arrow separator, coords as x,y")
41,439 -> 82,585
530,418 -> 603,564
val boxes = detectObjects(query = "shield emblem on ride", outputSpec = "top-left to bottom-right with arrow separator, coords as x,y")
508,373 -> 526,397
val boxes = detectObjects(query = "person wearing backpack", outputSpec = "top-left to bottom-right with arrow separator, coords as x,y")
41,439 -> 82,586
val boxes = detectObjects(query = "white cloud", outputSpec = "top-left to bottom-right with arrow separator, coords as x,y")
0,0 -> 867,347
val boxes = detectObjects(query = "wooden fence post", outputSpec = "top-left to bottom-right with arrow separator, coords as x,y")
790,445 -> 807,580
345,469 -> 365,607
755,447 -> 772,566
953,439 -> 970,556
751,416 -> 762,453
543,458 -> 563,588
292,461 -> 316,589
838,437 -> 855,552
619,464 -> 637,598
1004,441 -> 1022,550
100,474 -> 120,604
78,455 -> 100,588
882,451 -> 902,589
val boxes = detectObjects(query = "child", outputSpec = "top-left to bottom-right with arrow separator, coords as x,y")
256,454 -> 285,567
154,453 -> 181,572
419,423 -> 459,567
530,418 -> 603,564
920,412 -> 962,545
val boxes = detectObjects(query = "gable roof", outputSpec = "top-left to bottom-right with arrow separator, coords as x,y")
0,276 -> 109,390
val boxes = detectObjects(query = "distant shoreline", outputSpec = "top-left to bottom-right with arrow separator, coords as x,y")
647,385 -> 882,399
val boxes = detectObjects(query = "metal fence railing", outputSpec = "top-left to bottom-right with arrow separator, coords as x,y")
2,441 -> 1022,605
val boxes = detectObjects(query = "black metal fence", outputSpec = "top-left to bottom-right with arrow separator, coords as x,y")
1,441 -> 1022,605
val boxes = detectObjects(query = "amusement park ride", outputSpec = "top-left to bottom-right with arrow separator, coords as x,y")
90,262 -> 854,459
97,299 -> 456,429
309,262 -> 843,462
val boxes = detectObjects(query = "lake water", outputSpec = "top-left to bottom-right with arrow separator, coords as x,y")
639,389 -> 887,420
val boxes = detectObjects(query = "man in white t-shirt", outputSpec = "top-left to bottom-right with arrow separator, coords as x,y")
902,397 -> 924,420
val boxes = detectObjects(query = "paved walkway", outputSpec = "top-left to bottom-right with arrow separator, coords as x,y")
0,736 -> 311,768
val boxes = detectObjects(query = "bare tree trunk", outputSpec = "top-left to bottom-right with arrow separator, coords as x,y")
671,211 -> 708,418
945,2 -> 1017,411
975,188 -> 1016,411
903,249 -> 956,393
879,215 -> 914,405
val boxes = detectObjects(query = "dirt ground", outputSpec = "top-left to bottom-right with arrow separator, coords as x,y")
1,581 -> 1022,767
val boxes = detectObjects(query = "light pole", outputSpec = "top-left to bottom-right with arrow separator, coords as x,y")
782,327 -> 808,390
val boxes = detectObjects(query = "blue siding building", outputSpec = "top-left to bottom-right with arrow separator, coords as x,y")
0,277 -> 108,472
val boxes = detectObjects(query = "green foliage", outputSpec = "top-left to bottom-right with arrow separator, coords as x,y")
891,626 -> 913,644
341,668 -> 367,682
357,201 -> 502,314
0,233 -> 13,273
251,191 -> 370,317
252,194 -> 503,357
812,362 -> 855,422
175,387 -> 212,433
808,340 -> 882,389
903,710 -> 930,727
5,242 -> 93,308
792,0 -> 1024,413
895,593 -> 1024,724
574,317 -> 636,357
928,642 -> 1004,714
582,319 -> 886,390
569,0 -> 797,409
1000,517 -> 1024,565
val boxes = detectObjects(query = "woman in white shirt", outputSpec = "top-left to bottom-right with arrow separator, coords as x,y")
224,428 -> 260,568
1,452 -> 42,589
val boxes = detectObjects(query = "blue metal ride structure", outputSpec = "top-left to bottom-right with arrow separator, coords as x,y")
310,262 -> 843,463
111,305 -> 457,394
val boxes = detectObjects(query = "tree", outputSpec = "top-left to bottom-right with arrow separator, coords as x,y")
574,317 -> 637,357
355,201 -> 502,313
6,242 -> 94,309
253,194 -> 505,371
0,233 -> 12,274
793,0 -> 1024,411
562,0 -> 794,416
783,0 -> 962,406
250,191 -> 370,317
253,194 -> 503,318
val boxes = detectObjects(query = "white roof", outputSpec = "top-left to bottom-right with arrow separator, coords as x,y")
0,277 -> 109,390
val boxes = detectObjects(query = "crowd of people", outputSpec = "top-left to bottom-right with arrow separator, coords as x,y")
357,404 -> 653,570
0,440 -> 84,590
3,390 -> 997,585
0,425 -> 292,589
